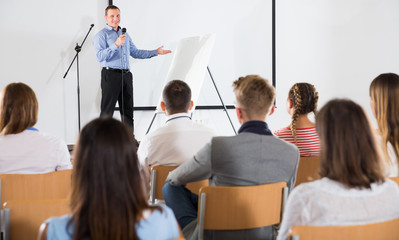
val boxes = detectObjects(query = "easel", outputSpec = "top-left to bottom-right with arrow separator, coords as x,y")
145,66 -> 237,135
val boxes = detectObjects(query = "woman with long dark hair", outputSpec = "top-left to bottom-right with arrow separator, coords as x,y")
39,117 -> 181,240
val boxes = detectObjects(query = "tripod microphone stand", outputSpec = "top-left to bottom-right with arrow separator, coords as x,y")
63,24 -> 95,132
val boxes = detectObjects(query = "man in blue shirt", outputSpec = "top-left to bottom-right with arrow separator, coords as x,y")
93,5 -> 171,132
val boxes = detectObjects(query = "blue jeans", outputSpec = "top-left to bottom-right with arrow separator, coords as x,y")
162,182 -> 198,229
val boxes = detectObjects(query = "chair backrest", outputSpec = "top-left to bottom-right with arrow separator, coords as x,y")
294,156 -> 320,187
197,182 -> 288,240
289,218 -> 399,240
389,177 -> 399,186
3,198 -> 71,240
150,165 -> 208,204
0,169 -> 72,206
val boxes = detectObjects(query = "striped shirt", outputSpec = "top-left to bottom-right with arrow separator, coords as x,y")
274,127 -> 320,156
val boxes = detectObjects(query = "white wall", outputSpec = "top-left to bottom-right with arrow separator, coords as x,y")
274,0 -> 399,130
1,0 -> 398,144
0,0 -> 105,143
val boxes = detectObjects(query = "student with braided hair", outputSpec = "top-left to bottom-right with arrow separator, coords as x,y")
274,83 -> 320,156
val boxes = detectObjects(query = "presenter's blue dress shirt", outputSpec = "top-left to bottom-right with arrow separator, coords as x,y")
92,24 -> 158,69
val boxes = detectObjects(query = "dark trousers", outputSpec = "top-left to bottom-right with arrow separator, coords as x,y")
162,182 -> 199,229
100,68 -> 134,132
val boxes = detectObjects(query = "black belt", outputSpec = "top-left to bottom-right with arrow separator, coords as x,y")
103,67 -> 130,73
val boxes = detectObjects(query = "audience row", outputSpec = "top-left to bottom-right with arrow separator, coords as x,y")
0,72 -> 399,239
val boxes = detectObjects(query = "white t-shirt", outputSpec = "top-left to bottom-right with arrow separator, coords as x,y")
277,178 -> 399,240
375,133 -> 399,177
386,142 -> 399,177
137,113 -> 215,171
0,129 -> 72,174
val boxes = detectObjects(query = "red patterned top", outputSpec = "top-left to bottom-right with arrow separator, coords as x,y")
274,127 -> 320,156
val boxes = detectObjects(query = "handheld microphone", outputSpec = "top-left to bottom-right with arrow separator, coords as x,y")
122,28 -> 126,35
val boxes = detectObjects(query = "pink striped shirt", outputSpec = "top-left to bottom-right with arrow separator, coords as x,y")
274,127 -> 320,156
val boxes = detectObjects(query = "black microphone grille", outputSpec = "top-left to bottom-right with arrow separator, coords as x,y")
122,28 -> 127,34
91,24 -> 94,27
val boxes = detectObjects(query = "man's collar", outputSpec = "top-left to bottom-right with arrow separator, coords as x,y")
105,24 -> 120,32
165,113 -> 191,124
238,120 -> 272,136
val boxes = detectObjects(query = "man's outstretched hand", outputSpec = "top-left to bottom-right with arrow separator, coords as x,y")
157,46 -> 172,55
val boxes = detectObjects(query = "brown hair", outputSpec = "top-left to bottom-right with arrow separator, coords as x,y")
162,80 -> 192,114
316,99 -> 385,189
0,82 -> 38,135
233,75 -> 275,119
369,73 -> 399,165
105,5 -> 120,15
69,117 -> 160,240
288,83 -> 318,143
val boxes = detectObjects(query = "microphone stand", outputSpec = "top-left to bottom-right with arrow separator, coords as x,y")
63,24 -> 95,132
120,29 -> 125,124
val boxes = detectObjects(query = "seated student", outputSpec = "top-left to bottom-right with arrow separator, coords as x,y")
137,80 -> 215,187
163,75 -> 300,240
39,117 -> 182,240
277,99 -> 399,240
0,82 -> 71,173
369,73 -> 399,177
274,82 -> 320,156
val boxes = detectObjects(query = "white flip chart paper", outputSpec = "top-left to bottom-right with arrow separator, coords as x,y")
156,34 -> 216,112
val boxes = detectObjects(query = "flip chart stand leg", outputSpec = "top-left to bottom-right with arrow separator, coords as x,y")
207,66 -> 237,135
146,112 -> 157,135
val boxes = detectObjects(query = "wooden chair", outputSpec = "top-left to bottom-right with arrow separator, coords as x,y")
294,156 -> 320,187
3,198 -> 70,240
197,182 -> 288,240
289,218 -> 399,240
389,177 -> 399,186
0,169 -> 72,206
150,165 -> 208,204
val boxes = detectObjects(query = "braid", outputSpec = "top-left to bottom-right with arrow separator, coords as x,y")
289,83 -> 319,144
291,84 -> 302,143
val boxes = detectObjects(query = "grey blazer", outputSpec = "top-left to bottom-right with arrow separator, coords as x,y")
167,132 -> 300,240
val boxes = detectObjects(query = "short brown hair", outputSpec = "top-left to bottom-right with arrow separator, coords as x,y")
316,99 -> 385,189
105,5 -> 119,15
233,75 -> 275,119
162,80 -> 192,114
0,82 -> 38,135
